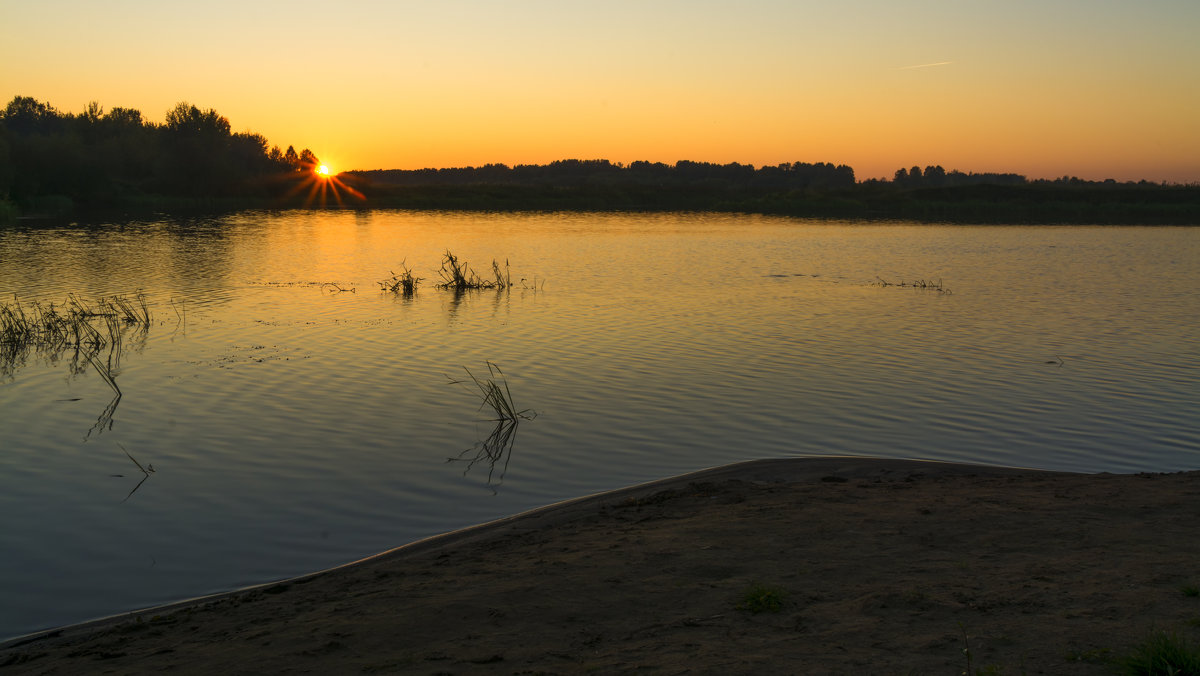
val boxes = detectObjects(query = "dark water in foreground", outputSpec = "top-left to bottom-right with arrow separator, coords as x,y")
1,211 -> 1197,640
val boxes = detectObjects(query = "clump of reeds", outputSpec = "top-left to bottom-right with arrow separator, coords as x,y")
1,292 -> 151,384
491,259 -> 511,289
109,292 -> 151,326
448,361 -> 535,422
379,262 -> 422,296
0,298 -> 33,347
446,361 -> 535,490
872,277 -> 952,294
435,251 -> 512,292
1,293 -> 150,350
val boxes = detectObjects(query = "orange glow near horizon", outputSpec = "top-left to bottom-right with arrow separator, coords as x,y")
2,2 -> 1198,183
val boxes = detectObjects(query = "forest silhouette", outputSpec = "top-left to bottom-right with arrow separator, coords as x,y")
2,96 -> 1197,224
0,96 -> 323,214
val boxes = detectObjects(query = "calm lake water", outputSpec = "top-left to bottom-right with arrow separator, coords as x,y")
1,210 -> 1197,640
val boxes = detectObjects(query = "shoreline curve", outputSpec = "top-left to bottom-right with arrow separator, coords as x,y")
12,455 -> 1194,674
1,455 -> 1061,650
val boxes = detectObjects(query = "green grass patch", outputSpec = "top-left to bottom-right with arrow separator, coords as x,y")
738,583 -> 786,614
1117,630 -> 1200,675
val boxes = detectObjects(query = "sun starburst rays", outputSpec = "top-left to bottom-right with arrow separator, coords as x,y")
282,160 -> 364,208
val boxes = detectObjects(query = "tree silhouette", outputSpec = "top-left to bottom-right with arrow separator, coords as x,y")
298,148 -> 319,172
0,95 -> 314,208
164,102 -> 232,137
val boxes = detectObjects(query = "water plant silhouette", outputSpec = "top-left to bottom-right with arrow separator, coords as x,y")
448,417 -> 522,490
1,293 -> 154,436
85,352 -> 122,438
446,361 -> 535,490
379,252 -> 527,299
447,361 -> 535,423
435,251 -> 512,292
113,443 -> 155,503
871,276 -> 952,293
378,262 -> 422,296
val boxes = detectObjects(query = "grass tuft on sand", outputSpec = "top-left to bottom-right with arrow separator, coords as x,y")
1118,630 -> 1200,676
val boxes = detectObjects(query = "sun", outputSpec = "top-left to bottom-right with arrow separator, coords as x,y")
285,159 -> 364,207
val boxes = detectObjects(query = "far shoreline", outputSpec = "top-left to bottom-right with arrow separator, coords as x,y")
5,179 -> 1200,226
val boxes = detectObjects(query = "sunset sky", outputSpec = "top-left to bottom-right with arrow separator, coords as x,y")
2,1 -> 1198,182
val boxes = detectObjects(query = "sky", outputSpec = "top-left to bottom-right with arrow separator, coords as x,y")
2,0 -> 1198,182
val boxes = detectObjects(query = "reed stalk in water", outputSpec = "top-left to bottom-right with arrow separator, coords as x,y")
448,361 -> 535,422
435,251 -> 512,292
872,276 -> 952,294
446,361 -> 534,490
379,262 -> 422,296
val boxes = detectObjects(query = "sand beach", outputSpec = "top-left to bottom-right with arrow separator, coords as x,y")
3,457 -> 1199,675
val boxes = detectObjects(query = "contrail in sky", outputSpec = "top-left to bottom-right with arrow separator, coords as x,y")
897,61 -> 954,70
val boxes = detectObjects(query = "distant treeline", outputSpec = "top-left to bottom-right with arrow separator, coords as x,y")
356,159 -> 857,190
0,96 -> 323,215
2,96 -> 1197,224
351,162 -> 1200,224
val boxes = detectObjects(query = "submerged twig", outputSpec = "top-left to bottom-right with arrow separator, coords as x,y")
116,443 -> 155,503
872,276 -> 952,294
